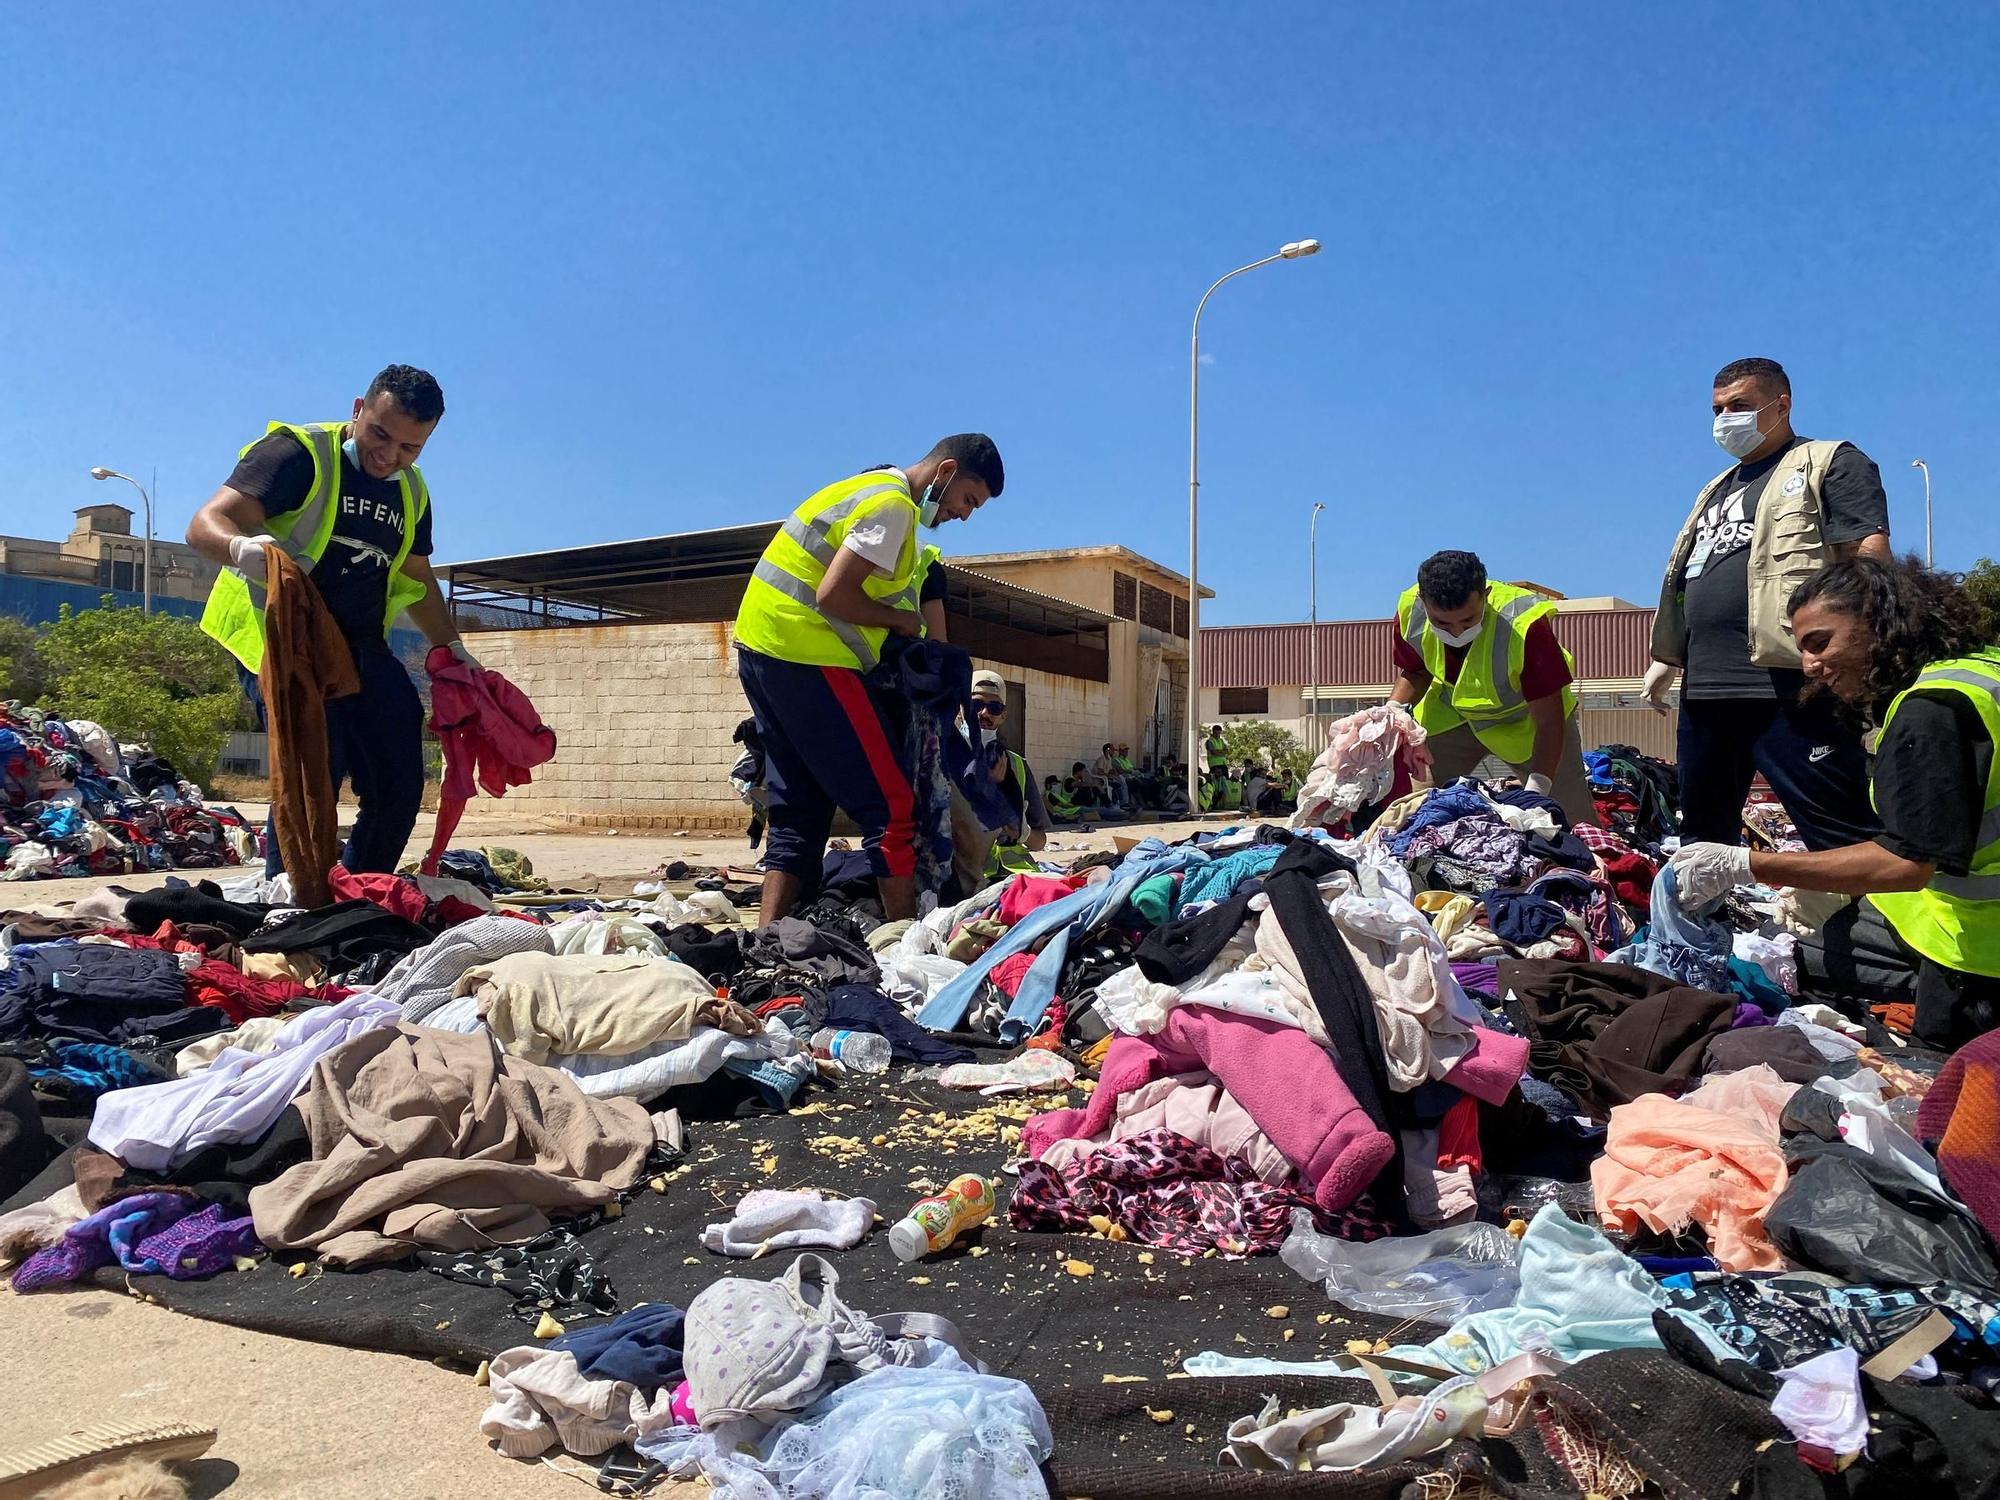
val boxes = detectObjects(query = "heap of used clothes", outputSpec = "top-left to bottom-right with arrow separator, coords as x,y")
5,718 -> 2000,1495
1,701 -> 257,881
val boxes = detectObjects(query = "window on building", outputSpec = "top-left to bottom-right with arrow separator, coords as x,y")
110,559 -> 134,592
1172,593 -> 1189,638
1218,686 -> 1269,716
1303,693 -> 1377,719
1139,581 -> 1173,632
1112,571 -> 1137,621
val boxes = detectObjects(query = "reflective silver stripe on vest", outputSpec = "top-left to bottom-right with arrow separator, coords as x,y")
275,425 -> 343,569
779,481 -> 906,567
1932,872 -> 2000,902
1456,594 -> 1545,723
1905,663 -> 2000,856
1913,667 -> 2000,696
1401,601 -> 1426,653
751,559 -> 880,670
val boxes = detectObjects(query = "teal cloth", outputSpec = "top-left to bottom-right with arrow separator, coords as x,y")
1129,873 -> 1179,929
1382,1204 -> 1735,1383
1175,843 -> 1283,911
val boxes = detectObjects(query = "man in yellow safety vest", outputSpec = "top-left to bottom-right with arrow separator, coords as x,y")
186,365 -> 474,877
732,435 -> 1003,925
1672,556 -> 2000,1050
1390,549 -> 1597,827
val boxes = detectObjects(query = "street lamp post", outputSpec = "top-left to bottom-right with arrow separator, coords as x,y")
89,466 -> 154,615
1186,239 -> 1321,814
1309,501 -> 1326,757
1911,459 -> 1932,567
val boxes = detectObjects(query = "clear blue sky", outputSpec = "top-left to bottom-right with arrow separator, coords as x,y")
3,3 -> 1994,625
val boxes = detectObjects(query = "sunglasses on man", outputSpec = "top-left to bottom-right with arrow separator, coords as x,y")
974,699 -> 1006,717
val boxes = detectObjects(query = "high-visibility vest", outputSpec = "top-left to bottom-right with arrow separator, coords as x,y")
199,422 -> 431,674
1869,652 -> 2000,977
984,752 -> 1040,877
1396,580 -> 1577,765
733,470 -> 922,670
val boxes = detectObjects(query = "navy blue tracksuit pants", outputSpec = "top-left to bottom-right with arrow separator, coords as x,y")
737,647 -> 916,883
1676,692 -> 1880,851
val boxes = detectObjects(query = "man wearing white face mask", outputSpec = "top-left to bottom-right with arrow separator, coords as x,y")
733,434 -> 1003,925
188,364 -> 472,877
1389,550 -> 1598,826
1645,357 -> 1891,850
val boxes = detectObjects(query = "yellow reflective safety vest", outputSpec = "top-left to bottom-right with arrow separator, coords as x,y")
1396,581 -> 1577,764
199,422 -> 431,674
1869,652 -> 2000,977
985,753 -> 1041,878
733,470 -> 922,670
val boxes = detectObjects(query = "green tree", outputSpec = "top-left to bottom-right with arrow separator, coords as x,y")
37,600 -> 240,788
0,616 -> 49,703
1215,721 -> 1312,781
1963,558 -> 2000,644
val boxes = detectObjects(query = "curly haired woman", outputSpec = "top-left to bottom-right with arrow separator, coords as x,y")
1669,556 -> 2000,1048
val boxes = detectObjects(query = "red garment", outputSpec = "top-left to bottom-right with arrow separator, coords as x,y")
186,960 -> 312,1025
117,922 -> 225,959
326,866 -> 483,931
1024,999 -> 1069,1051
421,647 -> 557,876
996,873 -> 1085,926
1595,848 -> 1660,916
1392,616 -> 1572,699
1436,1093 -> 1483,1172
988,951 -> 1039,999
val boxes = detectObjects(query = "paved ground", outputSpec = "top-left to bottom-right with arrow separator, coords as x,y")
1,804 -> 1219,1496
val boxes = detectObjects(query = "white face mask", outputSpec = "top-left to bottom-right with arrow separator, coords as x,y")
343,435 -> 403,482
1712,400 -> 1776,460
1432,621 -> 1483,649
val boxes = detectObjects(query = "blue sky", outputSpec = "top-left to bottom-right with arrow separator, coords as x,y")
3,3 -> 1995,625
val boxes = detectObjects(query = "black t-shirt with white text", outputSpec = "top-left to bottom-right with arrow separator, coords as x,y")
1679,439 -> 1887,701
226,429 -> 433,649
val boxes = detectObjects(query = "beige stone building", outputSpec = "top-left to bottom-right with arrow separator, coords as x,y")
445,530 -> 1197,832
0,504 -> 219,603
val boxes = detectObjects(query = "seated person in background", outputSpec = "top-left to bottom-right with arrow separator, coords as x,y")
1045,774 -> 1083,822
1242,764 -> 1270,814
1092,743 -> 1132,808
1216,766 -> 1244,813
1113,742 -> 1153,806
1066,763 -> 1104,808
1156,764 -> 1193,817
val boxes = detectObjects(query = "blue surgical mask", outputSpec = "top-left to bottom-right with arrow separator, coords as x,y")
917,466 -> 954,529
343,435 -> 402,481
1712,400 -> 1775,461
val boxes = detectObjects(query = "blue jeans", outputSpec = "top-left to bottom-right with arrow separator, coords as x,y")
241,644 -> 426,878
1676,692 -> 1880,851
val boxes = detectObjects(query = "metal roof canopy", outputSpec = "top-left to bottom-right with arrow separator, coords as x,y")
443,527 -> 1114,676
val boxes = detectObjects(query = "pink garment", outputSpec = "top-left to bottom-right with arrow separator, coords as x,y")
421,647 -> 558,875
1292,706 -> 1422,832
1038,1070 -> 1294,1184
1022,1007 -> 1396,1213
1680,1064 -> 1799,1139
997,874 -> 1085,926
1590,1092 -> 1789,1271
1439,1027 -> 1530,1107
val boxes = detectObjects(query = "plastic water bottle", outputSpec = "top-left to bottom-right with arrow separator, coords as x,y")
809,1027 -> 891,1075
888,1174 -> 996,1261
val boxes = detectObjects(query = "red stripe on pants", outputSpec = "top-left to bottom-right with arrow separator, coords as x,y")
820,666 -> 917,878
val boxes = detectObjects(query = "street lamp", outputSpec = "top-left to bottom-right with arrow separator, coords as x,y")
89,466 -> 154,616
1911,459 -> 1932,567
1186,239 -> 1321,814
1309,501 -> 1326,756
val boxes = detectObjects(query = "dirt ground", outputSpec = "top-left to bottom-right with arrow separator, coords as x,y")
0,803 -> 1216,1497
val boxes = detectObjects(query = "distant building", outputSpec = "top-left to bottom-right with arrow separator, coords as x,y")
0,504 -> 220,622
1199,595 -> 1676,761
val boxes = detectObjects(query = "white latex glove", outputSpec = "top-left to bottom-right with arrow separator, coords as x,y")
1525,772 -> 1554,797
446,640 -> 483,671
1642,661 -> 1678,716
228,533 -> 279,583
1668,842 -> 1754,909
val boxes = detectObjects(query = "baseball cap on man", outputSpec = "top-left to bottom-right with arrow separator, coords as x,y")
971,670 -> 1005,698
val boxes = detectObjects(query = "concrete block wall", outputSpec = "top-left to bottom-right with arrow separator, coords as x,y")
468,621 -> 750,830
465,625 -> 1116,829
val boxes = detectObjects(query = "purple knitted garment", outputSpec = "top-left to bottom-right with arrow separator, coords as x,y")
11,1192 -> 258,1291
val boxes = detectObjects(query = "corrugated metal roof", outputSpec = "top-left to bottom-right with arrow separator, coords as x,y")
1201,608 -> 1657,688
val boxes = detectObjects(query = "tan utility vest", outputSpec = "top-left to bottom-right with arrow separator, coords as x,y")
1652,438 -> 1846,672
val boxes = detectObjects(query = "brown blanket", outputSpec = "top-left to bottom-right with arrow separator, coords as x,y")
249,1023 -> 662,1266
260,547 -> 358,908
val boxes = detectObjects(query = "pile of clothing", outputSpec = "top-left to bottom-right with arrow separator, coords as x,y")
0,701 -> 257,881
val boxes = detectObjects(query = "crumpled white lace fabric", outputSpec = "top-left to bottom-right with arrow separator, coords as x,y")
640,1358 -> 1053,1500
1292,707 -> 1426,829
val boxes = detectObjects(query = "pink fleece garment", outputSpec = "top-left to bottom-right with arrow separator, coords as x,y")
997,874 -> 1085,926
1438,1027 -> 1530,1106
1022,1008 -> 1396,1213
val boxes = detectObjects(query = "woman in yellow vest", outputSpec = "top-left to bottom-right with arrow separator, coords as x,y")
186,365 -> 474,877
733,434 -> 1003,926
1671,557 -> 2000,1049
1390,550 -> 1598,828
